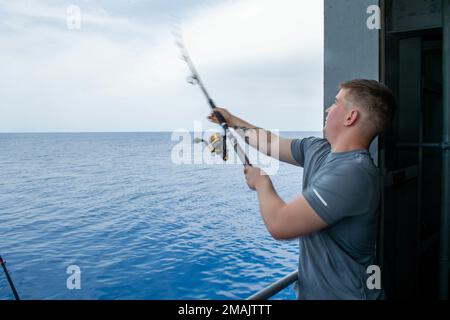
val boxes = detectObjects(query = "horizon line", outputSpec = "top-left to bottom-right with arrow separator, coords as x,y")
0,130 -> 323,134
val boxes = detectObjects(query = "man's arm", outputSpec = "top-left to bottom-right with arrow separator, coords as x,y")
208,107 -> 299,166
245,166 -> 328,240
234,126 -> 298,166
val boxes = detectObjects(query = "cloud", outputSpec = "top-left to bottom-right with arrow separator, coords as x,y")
0,0 -> 323,132
182,0 -> 323,65
0,0 -> 161,36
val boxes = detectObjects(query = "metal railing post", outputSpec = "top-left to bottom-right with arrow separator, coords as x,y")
439,0 -> 450,300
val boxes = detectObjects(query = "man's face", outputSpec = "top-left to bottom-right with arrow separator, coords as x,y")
323,89 -> 349,140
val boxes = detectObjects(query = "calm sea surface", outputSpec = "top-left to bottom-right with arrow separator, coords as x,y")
0,131 -> 321,300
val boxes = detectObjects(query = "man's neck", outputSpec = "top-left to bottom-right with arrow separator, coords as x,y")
330,140 -> 370,153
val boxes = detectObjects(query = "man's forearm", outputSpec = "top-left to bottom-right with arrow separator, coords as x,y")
255,178 -> 286,239
231,115 -> 281,157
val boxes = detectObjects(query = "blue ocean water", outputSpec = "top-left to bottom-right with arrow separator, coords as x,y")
0,131 -> 320,300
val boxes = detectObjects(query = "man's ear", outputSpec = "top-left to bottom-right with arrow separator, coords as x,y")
344,109 -> 359,127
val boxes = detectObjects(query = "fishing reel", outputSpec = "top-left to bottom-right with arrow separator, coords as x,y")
194,132 -> 228,161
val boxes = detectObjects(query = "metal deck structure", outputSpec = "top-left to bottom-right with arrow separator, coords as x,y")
247,0 -> 449,300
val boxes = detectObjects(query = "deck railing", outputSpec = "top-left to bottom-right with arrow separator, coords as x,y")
246,270 -> 298,300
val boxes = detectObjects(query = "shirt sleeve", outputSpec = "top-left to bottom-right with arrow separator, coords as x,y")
290,137 -> 322,167
302,165 -> 375,226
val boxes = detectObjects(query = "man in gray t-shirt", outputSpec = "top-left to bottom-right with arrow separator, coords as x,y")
290,137 -> 383,299
208,79 -> 396,299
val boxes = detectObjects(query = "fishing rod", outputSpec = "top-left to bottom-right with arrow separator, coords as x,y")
172,22 -> 252,166
0,255 -> 20,300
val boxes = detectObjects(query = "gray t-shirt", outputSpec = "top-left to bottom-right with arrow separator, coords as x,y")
291,136 -> 384,300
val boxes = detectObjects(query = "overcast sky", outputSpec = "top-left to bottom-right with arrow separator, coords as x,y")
0,0 -> 324,132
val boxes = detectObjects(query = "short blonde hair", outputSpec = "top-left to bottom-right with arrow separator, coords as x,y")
340,79 -> 397,135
